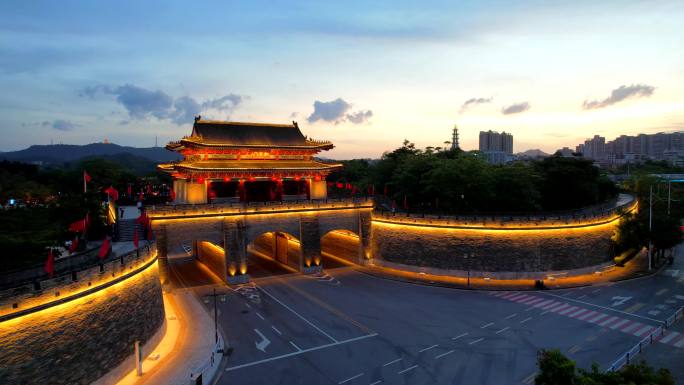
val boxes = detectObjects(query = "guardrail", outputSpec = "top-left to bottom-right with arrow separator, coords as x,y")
185,337 -> 225,385
606,306 -> 684,372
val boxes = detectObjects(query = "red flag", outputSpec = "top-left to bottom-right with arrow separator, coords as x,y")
44,248 -> 55,278
69,237 -> 79,254
69,218 -> 85,232
133,228 -> 139,248
83,170 -> 91,192
146,222 -> 154,240
127,184 -> 132,196
104,186 -> 119,201
98,237 -> 111,259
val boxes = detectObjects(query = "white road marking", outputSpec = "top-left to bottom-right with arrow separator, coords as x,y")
676,295 -> 684,301
419,344 -> 438,353
660,331 -> 680,344
245,303 -> 251,309
578,295 -> 587,299
481,322 -> 494,329
599,316 -> 618,327
543,293 -> 663,323
383,358 -> 402,366
505,313 -> 517,320
610,319 -> 630,329
254,329 -> 271,352
648,310 -> 661,316
452,332 -> 469,340
290,341 -> 302,351
338,373 -> 364,384
257,284 -> 338,343
469,337 -> 484,345
656,289 -> 669,296
398,365 -> 418,375
271,325 -> 283,335
256,312 -> 265,320
610,296 -> 632,307
495,327 -> 510,334
435,349 -> 455,359
520,317 -> 532,324
226,333 -> 378,372
592,289 -> 601,293
370,381 -> 383,385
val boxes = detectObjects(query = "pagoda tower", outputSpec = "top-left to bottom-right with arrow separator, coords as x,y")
159,117 -> 342,204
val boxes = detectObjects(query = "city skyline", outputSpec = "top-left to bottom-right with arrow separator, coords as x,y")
1,1 -> 683,159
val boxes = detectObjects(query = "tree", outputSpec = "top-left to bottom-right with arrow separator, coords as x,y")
535,349 -> 675,385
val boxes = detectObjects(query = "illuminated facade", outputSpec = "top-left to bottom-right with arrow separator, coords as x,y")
159,117 -> 342,204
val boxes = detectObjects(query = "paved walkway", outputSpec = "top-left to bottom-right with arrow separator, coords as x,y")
109,288 -> 223,385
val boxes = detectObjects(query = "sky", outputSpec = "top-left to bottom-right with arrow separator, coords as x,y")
1,0 -> 683,159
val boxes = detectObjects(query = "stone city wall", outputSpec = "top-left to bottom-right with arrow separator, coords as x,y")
0,245 -> 164,385
371,219 -> 618,272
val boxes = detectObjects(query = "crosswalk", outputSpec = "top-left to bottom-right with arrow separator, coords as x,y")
491,291 -> 684,349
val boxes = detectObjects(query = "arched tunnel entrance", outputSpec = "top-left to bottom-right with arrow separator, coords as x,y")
320,229 -> 360,268
247,232 -> 301,277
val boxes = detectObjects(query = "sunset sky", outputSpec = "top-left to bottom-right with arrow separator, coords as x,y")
1,0 -> 683,159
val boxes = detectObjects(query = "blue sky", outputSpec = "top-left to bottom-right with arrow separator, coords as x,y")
1,0 -> 683,158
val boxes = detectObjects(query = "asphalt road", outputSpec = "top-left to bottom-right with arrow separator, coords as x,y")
168,248 -> 684,385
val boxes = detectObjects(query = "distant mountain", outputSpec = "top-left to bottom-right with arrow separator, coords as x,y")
517,149 -> 549,158
0,143 -> 181,164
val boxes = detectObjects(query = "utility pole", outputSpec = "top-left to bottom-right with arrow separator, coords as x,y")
648,185 -> 653,271
668,180 -> 671,216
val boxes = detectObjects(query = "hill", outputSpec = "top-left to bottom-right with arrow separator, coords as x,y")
0,143 -> 181,164
517,149 -> 549,158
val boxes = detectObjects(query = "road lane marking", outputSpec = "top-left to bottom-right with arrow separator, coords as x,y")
469,337 -> 484,345
256,312 -> 265,320
599,316 -> 618,327
435,349 -> 455,359
568,308 -> 588,318
257,284 -> 338,343
495,327 -> 510,334
542,293 -> 663,323
634,325 -> 654,337
541,301 -> 561,310
481,322 -> 494,329
659,331 -> 680,344
271,325 -> 283,335
419,344 -> 438,353
558,306 -> 578,315
505,313 -> 517,320
254,329 -> 271,352
578,311 -> 597,321
592,289 -> 601,293
624,303 -> 645,313
338,373 -> 364,384
656,288 -> 669,296
383,358 -> 402,367
452,332 -> 469,340
578,295 -> 587,299
520,317 -> 532,324
245,303 -> 251,309
370,381 -> 382,385
674,336 -> 684,348
568,345 -> 581,354
522,371 -> 537,384
610,319 -> 630,329
398,365 -> 418,375
290,341 -> 302,351
225,333 -> 378,372
543,303 -> 568,315
586,335 -> 596,342
588,313 -> 608,323
622,322 -> 642,333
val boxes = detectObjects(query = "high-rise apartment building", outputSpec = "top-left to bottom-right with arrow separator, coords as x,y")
479,130 -> 513,154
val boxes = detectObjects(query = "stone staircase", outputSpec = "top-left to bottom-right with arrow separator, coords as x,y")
115,219 -> 138,242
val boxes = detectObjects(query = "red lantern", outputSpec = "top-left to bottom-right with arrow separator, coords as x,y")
248,176 -> 256,182
223,176 -> 231,182
294,176 -> 301,181
197,177 -> 204,184
314,175 -> 322,182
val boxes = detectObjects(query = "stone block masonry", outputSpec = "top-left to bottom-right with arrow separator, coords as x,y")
0,251 -> 164,385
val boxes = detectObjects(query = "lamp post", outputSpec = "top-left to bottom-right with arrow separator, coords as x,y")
648,185 -> 653,271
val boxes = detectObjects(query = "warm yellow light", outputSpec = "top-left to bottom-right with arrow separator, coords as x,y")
239,262 -> 247,275
0,253 -> 158,326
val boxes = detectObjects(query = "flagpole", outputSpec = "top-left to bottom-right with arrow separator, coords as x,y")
83,170 -> 87,193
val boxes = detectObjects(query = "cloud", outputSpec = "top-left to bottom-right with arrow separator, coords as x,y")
501,102 -> 531,115
82,84 -> 245,124
459,97 -> 492,113
307,98 -> 373,125
582,84 -> 655,110
40,119 -> 77,131
346,110 -> 373,124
